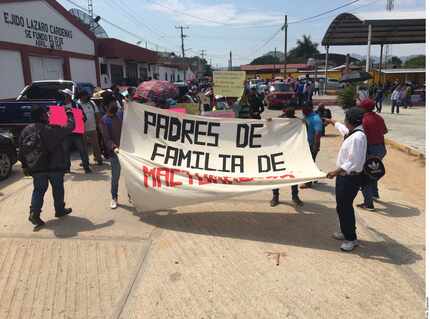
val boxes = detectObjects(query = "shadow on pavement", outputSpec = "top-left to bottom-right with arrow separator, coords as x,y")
44,216 -> 114,238
66,170 -> 110,182
135,206 -> 421,266
0,167 -> 24,189
374,201 -> 421,218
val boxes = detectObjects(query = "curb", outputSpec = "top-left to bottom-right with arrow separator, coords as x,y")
385,138 -> 425,160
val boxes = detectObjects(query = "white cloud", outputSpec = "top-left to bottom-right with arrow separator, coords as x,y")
145,0 -> 284,27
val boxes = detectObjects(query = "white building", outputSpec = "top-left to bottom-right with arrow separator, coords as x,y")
0,0 -> 98,99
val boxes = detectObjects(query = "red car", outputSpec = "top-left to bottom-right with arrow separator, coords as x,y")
265,82 -> 297,109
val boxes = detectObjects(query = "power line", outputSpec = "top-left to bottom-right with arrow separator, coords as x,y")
288,0 -> 360,24
63,0 -> 178,53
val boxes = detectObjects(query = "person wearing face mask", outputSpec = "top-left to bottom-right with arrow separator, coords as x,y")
100,97 -> 123,209
326,107 -> 367,252
18,105 -> 75,231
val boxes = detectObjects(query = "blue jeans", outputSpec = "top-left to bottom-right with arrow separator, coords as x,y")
336,175 -> 362,241
31,172 -> 65,214
110,154 -> 121,200
362,144 -> 386,207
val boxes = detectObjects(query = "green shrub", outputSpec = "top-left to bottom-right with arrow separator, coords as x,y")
337,85 -> 357,109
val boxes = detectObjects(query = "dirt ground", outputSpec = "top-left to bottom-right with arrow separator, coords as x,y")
0,125 -> 425,319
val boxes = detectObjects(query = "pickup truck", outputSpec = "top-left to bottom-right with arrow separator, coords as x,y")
0,80 -> 81,141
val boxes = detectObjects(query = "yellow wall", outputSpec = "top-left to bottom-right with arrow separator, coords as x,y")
245,70 -> 342,80
370,70 -> 425,86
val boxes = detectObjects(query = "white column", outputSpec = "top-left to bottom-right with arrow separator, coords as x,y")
324,45 -> 329,94
366,24 -> 372,72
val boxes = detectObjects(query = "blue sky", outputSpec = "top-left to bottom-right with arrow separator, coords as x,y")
58,0 -> 426,67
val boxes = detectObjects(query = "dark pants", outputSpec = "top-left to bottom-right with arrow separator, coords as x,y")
110,154 -> 121,200
362,144 -> 386,207
63,134 -> 90,170
391,100 -> 399,114
335,175 -> 362,241
376,97 -> 383,113
31,172 -> 65,214
272,186 -> 299,199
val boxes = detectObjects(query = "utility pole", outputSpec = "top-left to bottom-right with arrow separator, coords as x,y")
283,15 -> 288,79
87,0 -> 94,31
273,48 -> 277,79
229,51 -> 232,71
175,25 -> 189,81
384,0 -> 394,67
199,49 -> 206,79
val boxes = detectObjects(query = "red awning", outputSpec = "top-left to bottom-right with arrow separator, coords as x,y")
97,38 -> 158,63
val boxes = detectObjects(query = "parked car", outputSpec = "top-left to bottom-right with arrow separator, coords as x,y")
265,82 -> 297,108
0,80 -> 80,142
0,131 -> 17,181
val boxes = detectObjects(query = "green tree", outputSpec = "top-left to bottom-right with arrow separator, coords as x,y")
288,35 -> 320,60
250,54 -> 280,65
403,55 -> 425,68
389,56 -> 402,67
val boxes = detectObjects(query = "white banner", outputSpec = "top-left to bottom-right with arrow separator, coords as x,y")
119,102 -> 326,212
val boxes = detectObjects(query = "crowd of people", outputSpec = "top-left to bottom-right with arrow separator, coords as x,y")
363,81 -> 416,114
17,78 -> 389,253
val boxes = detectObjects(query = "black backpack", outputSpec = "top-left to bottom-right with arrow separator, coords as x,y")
19,124 -> 48,172
363,156 -> 385,181
347,129 -> 386,181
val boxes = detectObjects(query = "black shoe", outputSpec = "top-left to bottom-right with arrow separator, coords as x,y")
84,167 -> 92,174
96,160 -> 104,166
55,208 -> 72,218
270,196 -> 279,207
29,213 -> 45,231
292,196 -> 304,207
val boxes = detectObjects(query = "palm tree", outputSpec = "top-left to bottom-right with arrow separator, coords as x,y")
288,35 -> 320,60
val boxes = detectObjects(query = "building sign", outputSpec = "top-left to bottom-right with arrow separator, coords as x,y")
3,12 -> 72,50
0,1 -> 94,56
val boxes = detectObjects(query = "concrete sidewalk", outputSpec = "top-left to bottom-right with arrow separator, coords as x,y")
330,105 -> 425,154
0,123 -> 425,318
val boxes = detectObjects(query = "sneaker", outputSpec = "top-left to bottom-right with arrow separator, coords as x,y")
110,199 -> 118,209
29,213 -> 45,231
357,203 -> 375,211
340,240 -> 359,252
292,196 -> 304,207
332,231 -> 345,240
270,196 -> 279,207
55,208 -> 72,218
84,167 -> 92,174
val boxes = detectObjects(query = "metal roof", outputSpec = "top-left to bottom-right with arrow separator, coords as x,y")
380,68 -> 425,74
321,11 -> 426,46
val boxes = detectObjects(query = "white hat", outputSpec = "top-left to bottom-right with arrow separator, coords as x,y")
59,88 -> 73,96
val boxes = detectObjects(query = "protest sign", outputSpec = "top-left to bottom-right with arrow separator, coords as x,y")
48,106 -> 84,134
213,71 -> 246,98
49,106 -> 68,126
119,102 -> 326,212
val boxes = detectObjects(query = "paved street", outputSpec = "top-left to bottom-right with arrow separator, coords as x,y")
0,118 -> 425,318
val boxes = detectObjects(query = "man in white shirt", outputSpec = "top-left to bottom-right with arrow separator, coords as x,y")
77,91 -> 103,165
326,107 -> 367,252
